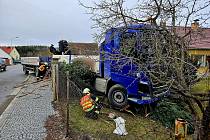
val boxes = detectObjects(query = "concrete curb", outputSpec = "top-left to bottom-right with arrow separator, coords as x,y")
10,87 -> 22,96
0,88 -> 24,128
0,75 -> 30,116
0,75 -> 30,124
0,93 -> 20,127
9,75 -> 30,96
22,75 -> 30,83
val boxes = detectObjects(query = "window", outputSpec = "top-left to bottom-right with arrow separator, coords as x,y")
192,55 -> 206,67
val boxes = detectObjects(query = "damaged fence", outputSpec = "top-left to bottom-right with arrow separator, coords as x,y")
52,62 -> 84,101
52,62 -> 129,138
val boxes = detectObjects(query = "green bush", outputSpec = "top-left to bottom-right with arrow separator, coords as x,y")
150,99 -> 194,134
61,60 -> 96,89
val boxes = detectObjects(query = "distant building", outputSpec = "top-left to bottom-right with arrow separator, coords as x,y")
67,42 -> 99,72
187,28 -> 210,73
0,49 -> 13,65
0,47 -> 20,61
167,21 -> 210,73
68,42 -> 98,55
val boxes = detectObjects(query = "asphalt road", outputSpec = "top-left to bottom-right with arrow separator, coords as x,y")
0,64 -> 27,114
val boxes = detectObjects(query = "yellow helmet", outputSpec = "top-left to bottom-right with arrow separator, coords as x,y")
83,88 -> 90,94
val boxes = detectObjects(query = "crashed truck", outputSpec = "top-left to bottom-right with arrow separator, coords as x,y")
91,24 -> 170,109
21,56 -> 51,76
54,24 -> 169,109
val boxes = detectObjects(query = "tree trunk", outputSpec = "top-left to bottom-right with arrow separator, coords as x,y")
199,97 -> 210,140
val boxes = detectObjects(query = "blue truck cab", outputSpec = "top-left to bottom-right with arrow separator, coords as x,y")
95,24 -> 169,108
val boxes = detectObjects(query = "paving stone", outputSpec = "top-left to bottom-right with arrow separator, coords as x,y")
0,78 -> 55,140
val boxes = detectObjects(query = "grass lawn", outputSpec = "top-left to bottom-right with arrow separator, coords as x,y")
190,77 -> 210,120
68,101 -> 173,140
191,77 -> 210,94
63,76 -> 210,139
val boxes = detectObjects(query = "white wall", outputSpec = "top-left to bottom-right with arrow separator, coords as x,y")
52,55 -> 100,73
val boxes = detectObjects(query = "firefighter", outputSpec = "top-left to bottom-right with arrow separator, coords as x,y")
80,88 -> 101,120
37,62 -> 47,79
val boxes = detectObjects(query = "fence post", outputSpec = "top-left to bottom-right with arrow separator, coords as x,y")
52,64 -> 57,101
55,64 -> 59,101
66,71 -> 70,137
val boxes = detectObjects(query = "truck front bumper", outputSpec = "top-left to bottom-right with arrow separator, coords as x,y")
128,97 -> 158,105
128,90 -> 169,105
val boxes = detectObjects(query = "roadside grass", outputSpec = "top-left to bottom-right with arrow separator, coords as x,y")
63,77 -> 210,139
68,101 -> 173,140
191,77 -> 210,94
190,77 -> 210,119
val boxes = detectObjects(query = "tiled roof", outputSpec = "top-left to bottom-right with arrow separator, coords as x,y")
189,28 -> 210,49
0,47 -> 14,54
0,49 -> 12,59
169,26 -> 210,49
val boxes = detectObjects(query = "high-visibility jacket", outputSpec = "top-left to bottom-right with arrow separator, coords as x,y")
80,94 -> 95,112
38,64 -> 45,72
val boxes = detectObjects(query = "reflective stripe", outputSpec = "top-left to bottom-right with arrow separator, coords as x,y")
38,65 -> 45,71
83,102 -> 92,109
83,104 -> 92,110
85,105 -> 95,112
82,101 -> 92,106
95,97 -> 99,102
80,95 -> 94,112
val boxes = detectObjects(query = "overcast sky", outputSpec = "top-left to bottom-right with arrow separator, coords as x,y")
0,0 -> 95,46
0,0 -> 209,47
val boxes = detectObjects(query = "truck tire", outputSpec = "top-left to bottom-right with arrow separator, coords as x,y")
24,68 -> 29,75
108,84 -> 128,109
3,67 -> 6,71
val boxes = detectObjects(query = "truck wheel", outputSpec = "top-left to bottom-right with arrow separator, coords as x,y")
3,67 -> 6,71
108,84 -> 128,109
24,68 -> 29,75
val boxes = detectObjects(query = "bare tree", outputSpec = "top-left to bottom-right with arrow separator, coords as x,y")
79,0 -> 210,39
79,0 -> 210,139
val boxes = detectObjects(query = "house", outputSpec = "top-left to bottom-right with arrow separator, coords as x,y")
167,21 -> 210,73
0,49 -> 13,65
0,47 -> 20,61
68,42 -> 99,72
68,42 -> 98,55
188,28 -> 210,73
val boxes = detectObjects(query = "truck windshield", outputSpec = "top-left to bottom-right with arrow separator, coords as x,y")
119,29 -> 167,62
120,32 -> 136,57
119,30 -> 151,61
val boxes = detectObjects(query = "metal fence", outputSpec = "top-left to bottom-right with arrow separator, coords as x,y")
52,62 -> 84,101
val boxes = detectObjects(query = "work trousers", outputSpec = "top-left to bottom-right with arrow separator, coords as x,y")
85,106 -> 100,120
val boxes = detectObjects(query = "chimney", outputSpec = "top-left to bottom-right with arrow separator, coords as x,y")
147,16 -> 153,24
160,20 -> 166,28
191,19 -> 199,31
